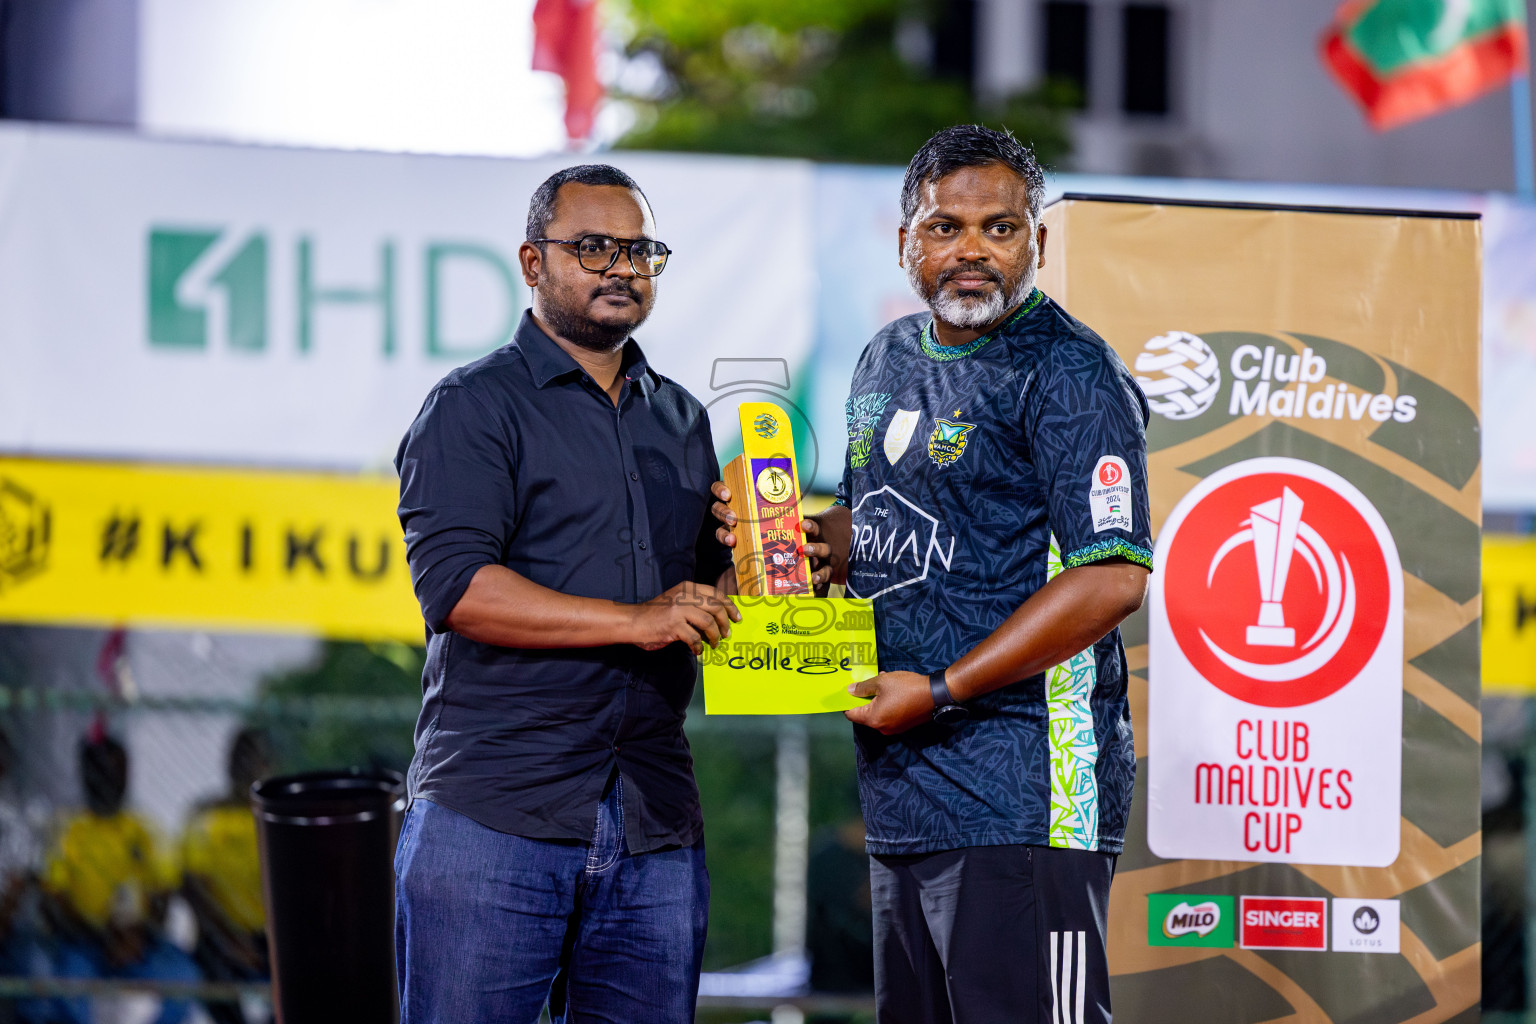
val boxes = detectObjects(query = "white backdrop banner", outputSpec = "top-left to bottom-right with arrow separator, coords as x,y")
2,124 -> 1533,509
0,124 -> 816,471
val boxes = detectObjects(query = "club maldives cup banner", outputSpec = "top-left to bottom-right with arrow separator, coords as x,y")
1039,197 -> 1481,1021
1151,457 -> 1404,866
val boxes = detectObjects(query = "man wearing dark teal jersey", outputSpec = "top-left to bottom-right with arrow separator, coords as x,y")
716,126 -> 1151,1023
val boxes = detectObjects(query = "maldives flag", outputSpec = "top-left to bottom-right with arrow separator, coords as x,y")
1321,0 -> 1529,129
532,0 -> 602,141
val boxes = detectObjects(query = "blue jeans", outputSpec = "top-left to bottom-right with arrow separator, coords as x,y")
51,938 -> 202,1024
395,778 -> 708,1023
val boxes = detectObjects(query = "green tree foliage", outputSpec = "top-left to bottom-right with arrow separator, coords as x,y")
692,723 -> 866,973
253,642 -> 421,775
613,0 -> 1075,165
690,729 -> 776,970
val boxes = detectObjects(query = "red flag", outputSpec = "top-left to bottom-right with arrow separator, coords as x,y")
95,627 -> 127,691
1321,0 -> 1528,130
533,0 -> 603,142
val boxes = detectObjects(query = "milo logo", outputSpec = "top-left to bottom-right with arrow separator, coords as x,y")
1163,901 -> 1221,938
1147,893 -> 1235,948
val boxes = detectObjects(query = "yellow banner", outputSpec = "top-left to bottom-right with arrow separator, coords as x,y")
0,457 -> 421,641
701,596 -> 877,714
1485,533 -> 1536,693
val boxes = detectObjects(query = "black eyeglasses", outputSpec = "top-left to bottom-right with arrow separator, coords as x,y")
533,235 -> 672,277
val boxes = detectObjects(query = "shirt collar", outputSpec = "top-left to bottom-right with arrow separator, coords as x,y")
514,310 -> 653,392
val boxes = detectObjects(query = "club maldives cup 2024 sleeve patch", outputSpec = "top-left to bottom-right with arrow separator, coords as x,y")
1090,456 -> 1133,533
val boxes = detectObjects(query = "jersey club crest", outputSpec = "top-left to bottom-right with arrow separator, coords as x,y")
927,417 -> 975,466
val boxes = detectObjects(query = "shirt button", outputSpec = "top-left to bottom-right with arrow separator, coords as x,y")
630,471 -> 639,481
638,541 -> 648,550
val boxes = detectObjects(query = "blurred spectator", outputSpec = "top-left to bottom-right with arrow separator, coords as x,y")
0,728 -> 44,943
39,730 -> 199,1024
0,728 -> 51,1024
181,728 -> 271,1024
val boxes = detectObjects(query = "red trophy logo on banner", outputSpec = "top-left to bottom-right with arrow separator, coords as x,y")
1246,487 -> 1306,648
1149,457 -> 1402,866
1161,473 -> 1392,709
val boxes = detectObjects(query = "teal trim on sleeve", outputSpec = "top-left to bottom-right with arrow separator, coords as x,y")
1063,538 -> 1154,571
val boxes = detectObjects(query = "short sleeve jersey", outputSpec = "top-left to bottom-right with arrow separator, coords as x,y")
44,811 -> 180,929
182,802 -> 265,933
834,289 -> 1153,856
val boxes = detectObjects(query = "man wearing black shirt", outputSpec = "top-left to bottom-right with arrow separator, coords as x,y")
393,164 -> 738,1024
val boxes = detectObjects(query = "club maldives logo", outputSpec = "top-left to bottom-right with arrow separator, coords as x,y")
1134,333 -> 1418,425
1134,331 -> 1221,420
1159,459 -> 1394,708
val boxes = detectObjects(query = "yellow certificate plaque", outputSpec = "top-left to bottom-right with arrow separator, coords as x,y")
700,596 -> 877,715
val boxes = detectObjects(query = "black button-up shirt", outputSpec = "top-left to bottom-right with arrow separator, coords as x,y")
395,311 -> 729,853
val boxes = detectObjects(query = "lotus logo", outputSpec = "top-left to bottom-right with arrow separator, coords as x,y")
1163,900 -> 1221,938
1352,906 -> 1380,934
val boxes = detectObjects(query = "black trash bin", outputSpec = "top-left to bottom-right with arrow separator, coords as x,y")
253,769 -> 406,1024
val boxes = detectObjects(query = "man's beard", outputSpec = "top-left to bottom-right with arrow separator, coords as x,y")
540,279 -> 652,352
906,255 -> 1034,331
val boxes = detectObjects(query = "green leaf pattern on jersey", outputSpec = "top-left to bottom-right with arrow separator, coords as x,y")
1046,532 -> 1100,851
845,392 -> 892,468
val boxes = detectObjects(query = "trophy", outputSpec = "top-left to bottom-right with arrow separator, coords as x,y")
721,402 -> 811,597
1245,487 -> 1302,647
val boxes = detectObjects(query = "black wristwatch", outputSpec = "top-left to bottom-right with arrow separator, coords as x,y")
929,669 -> 969,725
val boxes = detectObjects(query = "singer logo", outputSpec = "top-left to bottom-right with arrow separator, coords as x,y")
1161,463 -> 1392,708
1239,896 -> 1328,950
